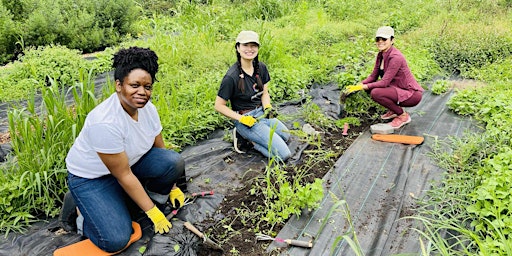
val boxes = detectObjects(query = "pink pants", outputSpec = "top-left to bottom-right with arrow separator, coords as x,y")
369,87 -> 422,115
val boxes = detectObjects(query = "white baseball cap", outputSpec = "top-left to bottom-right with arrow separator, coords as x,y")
375,26 -> 394,39
236,30 -> 260,45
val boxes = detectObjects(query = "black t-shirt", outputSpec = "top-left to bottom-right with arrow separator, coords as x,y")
217,62 -> 270,111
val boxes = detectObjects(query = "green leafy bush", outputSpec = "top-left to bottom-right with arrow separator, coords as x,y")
0,3 -> 17,63
465,56 -> 512,82
2,0 -> 138,57
431,79 -> 450,95
0,45 -> 111,102
430,22 -> 512,76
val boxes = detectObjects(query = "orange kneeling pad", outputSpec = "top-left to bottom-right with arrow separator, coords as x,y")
371,134 -> 424,145
54,221 -> 142,256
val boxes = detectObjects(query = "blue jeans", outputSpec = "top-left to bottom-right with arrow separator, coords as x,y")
67,147 -> 185,252
235,107 -> 291,161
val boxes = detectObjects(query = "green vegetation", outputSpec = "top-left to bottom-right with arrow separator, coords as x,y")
431,79 -> 450,95
0,0 -> 138,63
0,45 -> 110,101
0,0 -> 511,255
415,58 -> 512,254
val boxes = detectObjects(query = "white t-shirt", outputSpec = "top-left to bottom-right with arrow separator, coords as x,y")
66,93 -> 162,179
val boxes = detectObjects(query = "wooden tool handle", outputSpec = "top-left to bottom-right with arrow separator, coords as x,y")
285,239 -> 313,248
184,221 -> 204,238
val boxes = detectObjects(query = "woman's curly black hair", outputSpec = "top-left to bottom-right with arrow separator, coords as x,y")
113,46 -> 159,83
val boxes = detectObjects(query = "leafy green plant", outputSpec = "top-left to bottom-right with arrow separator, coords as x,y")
431,79 -> 450,95
467,147 -> 512,235
254,160 -> 324,230
334,116 -> 361,130
301,100 -> 337,129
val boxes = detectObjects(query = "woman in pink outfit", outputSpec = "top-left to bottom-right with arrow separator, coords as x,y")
347,26 -> 423,129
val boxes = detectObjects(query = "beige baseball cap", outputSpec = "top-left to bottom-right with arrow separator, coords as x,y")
375,26 -> 394,39
236,31 -> 260,45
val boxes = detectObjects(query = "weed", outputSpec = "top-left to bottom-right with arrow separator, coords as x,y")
431,79 -> 450,95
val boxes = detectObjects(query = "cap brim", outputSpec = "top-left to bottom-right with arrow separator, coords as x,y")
237,40 -> 259,45
375,34 -> 392,39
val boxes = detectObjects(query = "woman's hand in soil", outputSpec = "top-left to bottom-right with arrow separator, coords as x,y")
263,104 -> 278,119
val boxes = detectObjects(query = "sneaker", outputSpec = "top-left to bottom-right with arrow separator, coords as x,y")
390,112 -> 411,129
233,128 -> 252,153
380,110 -> 397,120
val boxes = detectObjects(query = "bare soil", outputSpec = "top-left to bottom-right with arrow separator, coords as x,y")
198,114 -> 377,256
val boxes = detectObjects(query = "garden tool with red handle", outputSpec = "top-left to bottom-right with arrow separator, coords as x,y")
166,190 -> 214,220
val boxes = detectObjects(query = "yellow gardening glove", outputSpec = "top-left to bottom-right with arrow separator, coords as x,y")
239,115 -> 257,127
169,187 -> 185,209
145,205 -> 172,234
346,84 -> 364,94
263,104 -> 278,119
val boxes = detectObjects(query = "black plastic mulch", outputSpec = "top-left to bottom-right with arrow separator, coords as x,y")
268,89 -> 479,255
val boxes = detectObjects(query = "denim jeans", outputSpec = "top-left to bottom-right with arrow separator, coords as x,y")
67,147 -> 184,252
235,107 -> 291,161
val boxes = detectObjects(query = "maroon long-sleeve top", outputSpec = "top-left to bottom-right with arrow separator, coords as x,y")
362,46 -> 423,103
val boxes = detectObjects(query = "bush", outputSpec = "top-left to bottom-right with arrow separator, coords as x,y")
0,45 -> 111,102
3,0 -> 138,57
429,21 -> 512,76
0,3 -> 17,63
1,0 -> 28,21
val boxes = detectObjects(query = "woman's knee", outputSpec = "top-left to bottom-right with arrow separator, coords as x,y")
279,149 -> 292,162
160,150 -> 185,178
171,154 -> 185,177
272,141 -> 291,162
401,91 -> 423,107
92,223 -> 132,253
100,233 -> 131,253
370,89 -> 386,102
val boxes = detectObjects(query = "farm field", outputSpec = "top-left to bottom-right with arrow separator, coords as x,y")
1,0 -> 512,255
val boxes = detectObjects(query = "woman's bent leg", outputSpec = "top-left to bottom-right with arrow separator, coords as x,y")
68,173 -> 132,252
370,87 -> 403,115
131,147 -> 186,204
236,121 -> 291,161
